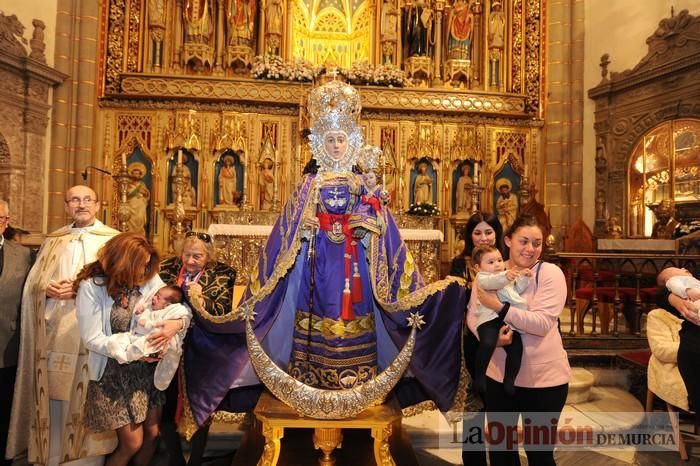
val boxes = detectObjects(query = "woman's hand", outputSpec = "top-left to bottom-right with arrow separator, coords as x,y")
496,325 -> 513,347
477,287 -> 503,311
670,293 -> 700,325
187,282 -> 203,299
147,319 -> 182,351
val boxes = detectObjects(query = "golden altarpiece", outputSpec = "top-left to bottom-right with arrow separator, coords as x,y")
95,0 -> 546,280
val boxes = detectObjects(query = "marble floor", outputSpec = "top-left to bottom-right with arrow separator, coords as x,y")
174,382 -> 697,466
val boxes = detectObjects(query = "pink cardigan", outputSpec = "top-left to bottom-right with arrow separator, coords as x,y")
467,261 -> 571,388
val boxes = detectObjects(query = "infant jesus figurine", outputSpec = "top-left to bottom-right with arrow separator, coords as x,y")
108,284 -> 191,390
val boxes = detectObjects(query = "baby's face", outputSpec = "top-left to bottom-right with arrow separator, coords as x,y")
363,171 -> 377,189
151,290 -> 170,310
478,251 -> 505,273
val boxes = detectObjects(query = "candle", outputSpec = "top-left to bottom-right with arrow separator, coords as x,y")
177,150 -> 183,165
121,153 -> 127,167
473,161 -> 479,180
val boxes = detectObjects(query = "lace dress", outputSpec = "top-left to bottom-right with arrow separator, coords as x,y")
84,290 -> 166,432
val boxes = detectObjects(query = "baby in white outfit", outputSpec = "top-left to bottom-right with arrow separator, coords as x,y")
658,267 -> 700,312
108,284 -> 191,390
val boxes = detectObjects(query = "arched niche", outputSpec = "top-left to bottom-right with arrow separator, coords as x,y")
588,9 -> 700,238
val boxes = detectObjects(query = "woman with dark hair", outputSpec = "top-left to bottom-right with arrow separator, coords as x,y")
469,214 -> 570,466
449,211 -> 503,282
449,212 -> 502,466
75,232 -> 168,466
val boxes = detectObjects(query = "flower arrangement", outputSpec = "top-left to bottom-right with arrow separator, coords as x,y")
406,203 -> 440,216
251,55 -> 318,82
251,56 -> 408,87
342,61 -> 409,88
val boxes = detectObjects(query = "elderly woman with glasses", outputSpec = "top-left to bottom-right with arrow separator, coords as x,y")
150,231 -> 237,466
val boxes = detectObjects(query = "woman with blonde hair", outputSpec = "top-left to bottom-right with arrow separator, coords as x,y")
74,232 -> 168,466
156,230 -> 238,465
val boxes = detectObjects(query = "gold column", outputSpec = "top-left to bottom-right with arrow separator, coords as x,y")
215,0 -> 225,74
433,0 -> 444,85
471,0 -> 483,89
173,0 -> 184,71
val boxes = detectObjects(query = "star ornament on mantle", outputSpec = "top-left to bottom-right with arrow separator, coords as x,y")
240,304 -> 257,322
407,312 -> 426,330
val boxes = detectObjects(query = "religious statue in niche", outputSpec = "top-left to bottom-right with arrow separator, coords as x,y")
454,163 -> 473,214
446,0 -> 473,60
488,0 -> 505,88
259,157 -> 275,210
413,160 -> 434,205
607,216 -> 623,239
184,0 -> 214,44
651,199 -> 680,239
217,153 -> 240,206
183,0 -> 215,69
496,177 -> 518,232
169,152 -> 197,207
265,0 -> 283,54
147,0 -> 166,71
226,0 -> 256,47
405,0 -> 434,57
380,0 -> 399,64
126,162 -> 151,235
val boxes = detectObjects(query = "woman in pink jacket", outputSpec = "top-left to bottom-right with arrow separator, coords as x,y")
468,214 -> 570,466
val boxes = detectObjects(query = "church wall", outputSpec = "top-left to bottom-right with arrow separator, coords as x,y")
545,0 -> 584,245
582,0 -> 700,230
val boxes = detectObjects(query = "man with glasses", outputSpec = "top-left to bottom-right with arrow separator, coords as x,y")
8,185 -> 119,466
0,199 -> 32,466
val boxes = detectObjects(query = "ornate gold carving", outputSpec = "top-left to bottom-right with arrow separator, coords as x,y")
127,0 -> 141,72
524,0 -> 542,114
211,411 -> 248,425
105,0 -> 126,94
313,428 -> 343,466
258,423 -> 283,466
444,59 -> 472,88
404,56 -> 433,86
118,74 -> 527,115
371,424 -> 395,466
511,0 -> 523,95
244,314 -> 417,419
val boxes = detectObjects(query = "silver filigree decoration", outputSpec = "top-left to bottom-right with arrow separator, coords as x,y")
406,312 -> 426,330
245,317 -> 416,419
307,81 -> 365,174
357,144 -> 382,172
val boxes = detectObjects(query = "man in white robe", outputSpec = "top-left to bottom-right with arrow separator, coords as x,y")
7,185 -> 119,466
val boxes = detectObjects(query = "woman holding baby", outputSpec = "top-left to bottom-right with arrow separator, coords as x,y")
75,232 -> 170,466
656,266 -> 700,411
467,214 -> 571,466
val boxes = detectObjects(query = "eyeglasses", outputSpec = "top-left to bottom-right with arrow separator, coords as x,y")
66,197 -> 97,206
185,231 -> 212,243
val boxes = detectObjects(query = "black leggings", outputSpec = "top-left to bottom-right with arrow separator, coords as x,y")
475,319 -> 523,394
484,378 -> 569,466
677,336 -> 700,409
